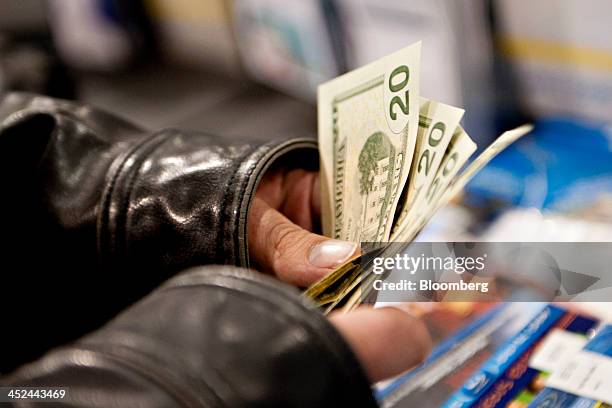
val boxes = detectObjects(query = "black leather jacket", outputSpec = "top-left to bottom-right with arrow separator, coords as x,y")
0,93 -> 377,407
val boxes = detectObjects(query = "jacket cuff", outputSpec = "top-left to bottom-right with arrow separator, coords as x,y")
99,131 -> 318,272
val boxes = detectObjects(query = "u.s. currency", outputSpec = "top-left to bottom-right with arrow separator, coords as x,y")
309,41 -> 532,313
318,42 -> 421,243
392,98 -> 465,238
392,125 -> 476,242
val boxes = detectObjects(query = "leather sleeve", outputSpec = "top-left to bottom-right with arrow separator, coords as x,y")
0,92 -> 317,372
1,266 -> 378,408
0,91 -> 318,272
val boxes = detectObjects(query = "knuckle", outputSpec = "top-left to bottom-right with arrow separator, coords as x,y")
270,224 -> 310,279
272,226 -> 302,261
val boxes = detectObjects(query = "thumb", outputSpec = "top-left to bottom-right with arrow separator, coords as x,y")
249,197 -> 358,286
330,307 -> 432,382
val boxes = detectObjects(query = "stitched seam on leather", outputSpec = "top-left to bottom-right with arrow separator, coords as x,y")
218,146 -> 255,265
114,132 -> 173,260
70,345 -> 223,408
97,134 -> 160,259
231,147 -> 260,265
98,147 -> 135,258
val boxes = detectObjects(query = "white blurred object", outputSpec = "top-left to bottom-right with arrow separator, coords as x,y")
334,0 -> 497,140
48,0 -> 132,71
495,0 -> 612,122
414,204 -> 477,242
483,208 -> 612,242
336,0 -> 462,106
229,0 -> 498,140
232,0 -> 340,100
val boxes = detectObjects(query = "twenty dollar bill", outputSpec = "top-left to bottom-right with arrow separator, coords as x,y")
319,42 -> 421,243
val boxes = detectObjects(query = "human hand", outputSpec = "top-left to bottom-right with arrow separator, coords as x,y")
329,306 -> 431,382
249,166 -> 431,382
249,165 -> 359,287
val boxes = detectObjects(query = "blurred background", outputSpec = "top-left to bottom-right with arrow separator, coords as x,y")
1,0 -> 612,241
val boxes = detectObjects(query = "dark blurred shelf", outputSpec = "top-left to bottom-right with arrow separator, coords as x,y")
77,64 -> 316,140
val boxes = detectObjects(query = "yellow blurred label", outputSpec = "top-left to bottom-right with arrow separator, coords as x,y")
497,36 -> 612,73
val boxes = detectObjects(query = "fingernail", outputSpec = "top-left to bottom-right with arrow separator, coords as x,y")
308,240 -> 357,268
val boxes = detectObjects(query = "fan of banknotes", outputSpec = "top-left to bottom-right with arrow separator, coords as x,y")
304,42 -> 532,314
